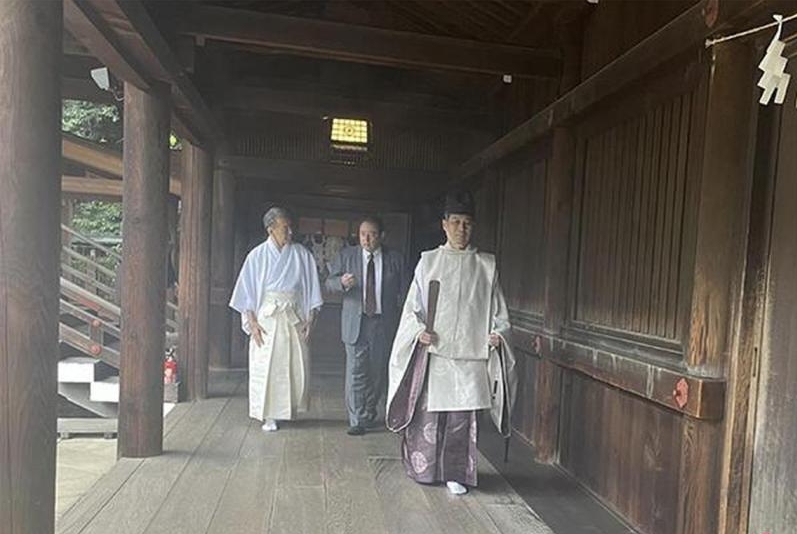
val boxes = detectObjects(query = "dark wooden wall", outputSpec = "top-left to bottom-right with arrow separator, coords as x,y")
560,374 -> 683,534
445,3 -> 763,534
568,74 -> 702,350
580,0 -> 696,78
498,153 -> 548,320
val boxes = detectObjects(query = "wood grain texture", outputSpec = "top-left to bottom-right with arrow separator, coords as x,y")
746,60 -> 797,534
208,151 -> 235,368
572,89 -> 696,341
179,142 -> 214,399
560,374 -> 682,534
118,81 -> 171,458
498,154 -> 547,316
0,2 -> 62,532
686,42 -> 757,375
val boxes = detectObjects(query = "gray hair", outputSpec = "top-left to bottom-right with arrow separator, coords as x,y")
262,206 -> 291,230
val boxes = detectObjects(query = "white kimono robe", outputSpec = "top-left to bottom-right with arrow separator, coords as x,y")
229,238 -> 323,421
387,244 -> 517,434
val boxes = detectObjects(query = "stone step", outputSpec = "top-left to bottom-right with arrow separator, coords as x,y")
57,417 -> 117,438
58,356 -> 113,384
90,376 -> 119,403
58,383 -> 118,418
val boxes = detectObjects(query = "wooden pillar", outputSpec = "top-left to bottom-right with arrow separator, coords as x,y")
230,184 -> 250,368
118,82 -> 170,458
208,150 -> 235,368
179,142 -> 213,400
61,197 -> 75,245
533,127 -> 575,462
533,21 -> 582,463
0,2 -> 62,533
678,42 -> 756,534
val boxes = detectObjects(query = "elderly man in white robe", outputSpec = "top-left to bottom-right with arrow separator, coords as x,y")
386,190 -> 517,495
230,207 -> 323,432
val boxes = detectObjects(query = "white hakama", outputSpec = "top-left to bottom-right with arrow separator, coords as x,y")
229,238 -> 323,421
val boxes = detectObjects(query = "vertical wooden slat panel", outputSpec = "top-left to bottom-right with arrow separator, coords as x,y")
649,104 -> 672,336
669,94 -> 692,340
617,119 -> 638,329
642,106 -> 663,333
659,97 -> 681,338
572,86 -> 698,342
633,110 -> 654,333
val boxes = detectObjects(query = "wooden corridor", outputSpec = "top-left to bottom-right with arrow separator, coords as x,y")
57,359 -> 559,534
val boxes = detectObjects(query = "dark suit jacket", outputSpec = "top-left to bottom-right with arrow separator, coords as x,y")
326,245 -> 407,345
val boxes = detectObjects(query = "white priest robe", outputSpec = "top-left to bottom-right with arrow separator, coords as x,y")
387,244 -> 517,434
229,238 -> 323,421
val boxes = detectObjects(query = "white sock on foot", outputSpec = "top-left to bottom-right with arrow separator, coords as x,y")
261,419 -> 278,432
446,481 -> 468,495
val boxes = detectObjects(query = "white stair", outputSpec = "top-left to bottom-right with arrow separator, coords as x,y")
90,376 -> 119,403
58,356 -> 103,383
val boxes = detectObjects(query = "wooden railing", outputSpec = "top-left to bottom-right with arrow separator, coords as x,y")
60,224 -> 179,332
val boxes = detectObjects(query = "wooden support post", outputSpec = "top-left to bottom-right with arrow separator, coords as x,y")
61,198 -> 75,246
533,23 -> 581,464
167,197 -> 179,303
179,142 -> 213,400
208,149 -> 235,368
118,82 -> 170,458
230,185 -> 250,368
533,127 -> 576,463
0,2 -> 62,533
679,41 -> 756,534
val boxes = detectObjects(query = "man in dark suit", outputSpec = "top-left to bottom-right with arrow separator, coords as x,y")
326,216 -> 407,435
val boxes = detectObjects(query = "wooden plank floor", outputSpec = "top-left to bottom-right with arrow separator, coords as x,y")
57,356 -> 557,534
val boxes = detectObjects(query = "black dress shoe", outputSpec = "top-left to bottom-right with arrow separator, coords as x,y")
347,425 -> 365,436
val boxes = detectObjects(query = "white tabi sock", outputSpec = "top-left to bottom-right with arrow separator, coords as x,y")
446,481 -> 468,495
261,419 -> 278,432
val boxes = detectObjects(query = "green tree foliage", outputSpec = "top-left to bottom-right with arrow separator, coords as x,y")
62,99 -> 122,145
62,99 -> 124,240
71,201 -> 122,238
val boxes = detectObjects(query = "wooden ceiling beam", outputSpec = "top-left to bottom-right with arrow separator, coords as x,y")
112,0 -> 217,146
220,85 -> 489,130
63,0 -> 150,88
64,0 -> 218,146
181,5 -> 560,78
62,76 -> 116,104
61,132 -> 183,183
62,175 -> 181,198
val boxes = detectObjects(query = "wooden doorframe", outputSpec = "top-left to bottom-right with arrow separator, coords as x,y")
716,80 -> 782,534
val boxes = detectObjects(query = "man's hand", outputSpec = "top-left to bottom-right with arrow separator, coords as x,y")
341,273 -> 356,290
488,333 -> 500,348
299,321 -> 312,342
251,321 -> 267,348
246,310 -> 266,348
419,331 -> 438,346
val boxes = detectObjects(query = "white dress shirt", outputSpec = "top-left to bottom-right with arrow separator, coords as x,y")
362,247 -> 383,315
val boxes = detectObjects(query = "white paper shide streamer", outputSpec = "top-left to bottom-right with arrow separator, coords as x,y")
757,15 -> 790,105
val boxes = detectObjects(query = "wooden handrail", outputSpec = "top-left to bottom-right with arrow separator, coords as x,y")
62,246 -> 118,280
61,263 -> 117,301
60,299 -> 121,339
61,277 -> 121,319
61,224 -> 122,262
59,323 -> 120,368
